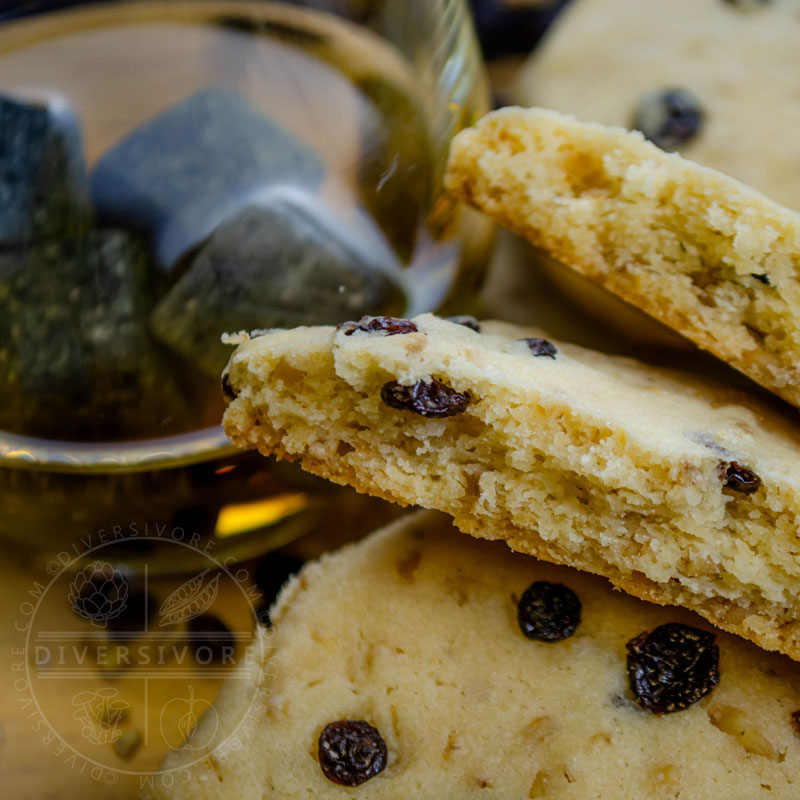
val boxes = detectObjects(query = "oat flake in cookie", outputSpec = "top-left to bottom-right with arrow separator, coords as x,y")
222,313 -> 800,661
146,512 -> 800,798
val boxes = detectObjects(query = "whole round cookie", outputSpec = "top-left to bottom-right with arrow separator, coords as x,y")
513,0 -> 800,211
147,512 -> 800,797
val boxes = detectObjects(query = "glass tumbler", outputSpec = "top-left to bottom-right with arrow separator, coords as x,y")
0,0 -> 491,569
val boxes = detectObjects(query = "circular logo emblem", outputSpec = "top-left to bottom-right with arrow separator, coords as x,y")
68,561 -> 130,626
12,524 -> 274,791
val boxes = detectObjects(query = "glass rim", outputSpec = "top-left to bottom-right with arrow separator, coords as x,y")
0,425 -> 238,474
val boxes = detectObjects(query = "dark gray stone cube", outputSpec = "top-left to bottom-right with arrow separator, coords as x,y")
0,230 -> 185,440
0,94 -> 91,246
150,196 -> 406,376
89,87 -> 324,271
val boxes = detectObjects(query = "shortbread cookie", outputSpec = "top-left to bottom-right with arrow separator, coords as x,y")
222,314 -> 800,660
445,107 -> 800,408
512,0 -> 800,211
148,512 -> 800,798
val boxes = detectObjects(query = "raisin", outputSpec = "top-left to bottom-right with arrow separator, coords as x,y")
446,315 -> 481,332
791,710 -> 800,738
632,88 -> 704,151
519,337 -> 557,359
517,581 -> 581,642
380,379 -> 470,418
318,720 -> 388,786
721,461 -> 761,495
626,623 -> 719,715
339,316 -> 418,336
221,370 -> 237,402
751,273 -> 771,285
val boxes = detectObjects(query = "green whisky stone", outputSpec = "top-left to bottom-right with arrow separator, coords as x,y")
0,230 -> 185,440
89,87 -> 324,271
0,94 -> 92,246
150,198 -> 406,377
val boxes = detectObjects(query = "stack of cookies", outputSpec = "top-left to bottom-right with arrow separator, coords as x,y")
147,3 -> 800,795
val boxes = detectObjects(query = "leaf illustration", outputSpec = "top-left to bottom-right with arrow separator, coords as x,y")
159,571 -> 220,626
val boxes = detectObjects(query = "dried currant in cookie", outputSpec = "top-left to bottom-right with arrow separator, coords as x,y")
791,710 -> 800,738
380,379 -> 470,418
517,581 -> 581,642
626,623 -> 719,715
339,316 -> 418,336
221,370 -> 237,402
318,720 -> 388,786
446,315 -> 481,332
519,337 -> 557,359
632,88 -> 704,151
721,461 -> 761,495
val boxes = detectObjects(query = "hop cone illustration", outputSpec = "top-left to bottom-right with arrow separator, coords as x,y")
68,560 -> 129,626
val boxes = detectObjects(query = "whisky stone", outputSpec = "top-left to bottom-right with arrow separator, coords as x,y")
0,230 -> 185,440
356,76 -> 432,262
89,87 -> 324,271
0,94 -> 91,246
150,198 -> 406,376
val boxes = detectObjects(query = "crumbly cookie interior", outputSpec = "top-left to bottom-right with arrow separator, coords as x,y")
444,107 -> 800,407
222,315 -> 800,660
